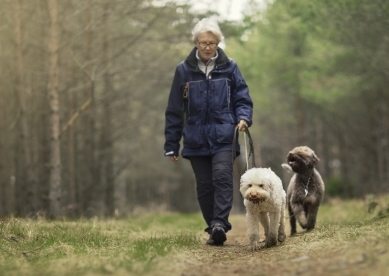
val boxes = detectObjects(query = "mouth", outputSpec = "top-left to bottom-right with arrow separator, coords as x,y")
248,198 -> 265,204
248,197 -> 266,204
288,154 -> 301,166
288,160 -> 296,166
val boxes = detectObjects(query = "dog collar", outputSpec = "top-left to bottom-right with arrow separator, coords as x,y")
303,173 -> 314,197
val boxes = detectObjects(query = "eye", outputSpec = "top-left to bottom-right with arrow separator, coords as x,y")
248,184 -> 252,187
259,184 -> 264,188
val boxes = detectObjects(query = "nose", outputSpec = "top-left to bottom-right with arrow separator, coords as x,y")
250,193 -> 259,199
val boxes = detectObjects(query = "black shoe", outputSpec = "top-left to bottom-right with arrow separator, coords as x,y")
206,234 -> 214,245
211,223 -> 226,246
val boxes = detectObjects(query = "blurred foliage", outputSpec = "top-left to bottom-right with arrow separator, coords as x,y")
325,178 -> 356,198
325,178 -> 344,197
0,0 -> 389,216
228,0 -> 389,198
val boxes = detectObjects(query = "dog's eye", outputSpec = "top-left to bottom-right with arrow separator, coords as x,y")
248,184 -> 252,187
259,184 -> 264,188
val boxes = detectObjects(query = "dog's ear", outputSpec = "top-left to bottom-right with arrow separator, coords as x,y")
311,153 -> 320,165
268,181 -> 274,192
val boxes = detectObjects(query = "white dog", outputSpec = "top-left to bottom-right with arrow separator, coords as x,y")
240,167 -> 286,250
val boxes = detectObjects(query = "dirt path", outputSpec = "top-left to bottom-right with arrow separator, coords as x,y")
152,214 -> 389,276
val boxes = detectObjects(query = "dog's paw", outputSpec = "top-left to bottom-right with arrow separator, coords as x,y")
278,233 -> 286,243
249,234 -> 261,251
251,240 -> 261,251
299,223 -> 307,229
306,226 -> 315,232
297,214 -> 308,228
264,235 -> 278,248
264,240 -> 277,248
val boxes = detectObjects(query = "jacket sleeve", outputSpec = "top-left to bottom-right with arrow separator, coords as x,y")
164,65 -> 184,156
230,61 -> 253,126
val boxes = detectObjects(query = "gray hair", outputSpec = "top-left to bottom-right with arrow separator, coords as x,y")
191,18 -> 224,44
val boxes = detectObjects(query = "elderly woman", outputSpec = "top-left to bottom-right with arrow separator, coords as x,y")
164,18 -> 253,246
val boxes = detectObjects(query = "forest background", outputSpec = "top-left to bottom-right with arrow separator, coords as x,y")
0,0 -> 388,218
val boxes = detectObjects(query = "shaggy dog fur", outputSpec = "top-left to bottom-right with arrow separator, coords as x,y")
240,168 -> 286,250
282,146 -> 325,236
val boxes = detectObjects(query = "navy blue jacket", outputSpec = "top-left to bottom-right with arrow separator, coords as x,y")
164,47 -> 253,159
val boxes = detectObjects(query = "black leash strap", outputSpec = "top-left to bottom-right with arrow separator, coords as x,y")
232,125 -> 256,180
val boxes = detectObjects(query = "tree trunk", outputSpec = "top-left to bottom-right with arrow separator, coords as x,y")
83,0 -> 102,217
295,93 -> 305,145
0,54 -> 11,215
315,119 -> 327,178
339,131 -> 351,197
12,0 -> 37,216
47,0 -> 61,218
67,84 -> 77,214
102,4 -> 115,216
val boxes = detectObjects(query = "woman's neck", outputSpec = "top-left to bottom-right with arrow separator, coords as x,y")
201,59 -> 209,65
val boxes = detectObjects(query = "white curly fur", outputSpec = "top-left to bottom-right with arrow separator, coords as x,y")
240,167 -> 286,250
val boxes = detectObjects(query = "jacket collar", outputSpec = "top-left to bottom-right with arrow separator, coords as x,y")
185,47 -> 230,71
196,49 -> 218,65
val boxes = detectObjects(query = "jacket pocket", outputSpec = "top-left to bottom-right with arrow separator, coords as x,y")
187,81 -> 205,115
211,78 -> 230,110
215,124 -> 236,143
214,111 -> 235,124
183,124 -> 203,148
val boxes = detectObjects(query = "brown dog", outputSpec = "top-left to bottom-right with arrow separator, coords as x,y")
282,146 -> 325,235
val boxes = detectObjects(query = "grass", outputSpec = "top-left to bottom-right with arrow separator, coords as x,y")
249,195 -> 389,276
0,195 -> 389,276
0,213 -> 203,276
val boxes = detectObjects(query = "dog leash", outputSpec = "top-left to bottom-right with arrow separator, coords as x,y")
303,173 -> 314,197
232,125 -> 256,181
244,131 -> 248,171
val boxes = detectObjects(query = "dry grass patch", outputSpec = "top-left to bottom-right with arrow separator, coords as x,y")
149,195 -> 389,276
0,213 -> 202,276
1,196 -> 389,276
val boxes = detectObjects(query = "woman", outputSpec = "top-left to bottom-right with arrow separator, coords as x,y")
164,18 -> 253,246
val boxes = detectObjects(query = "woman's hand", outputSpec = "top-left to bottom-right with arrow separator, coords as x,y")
238,120 -> 248,132
169,156 -> 179,164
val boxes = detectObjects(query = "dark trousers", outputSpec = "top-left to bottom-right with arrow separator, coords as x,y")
189,151 -> 233,234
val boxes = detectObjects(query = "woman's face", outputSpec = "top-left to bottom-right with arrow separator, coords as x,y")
196,32 -> 218,64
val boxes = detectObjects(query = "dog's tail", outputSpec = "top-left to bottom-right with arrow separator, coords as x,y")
281,163 -> 293,174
